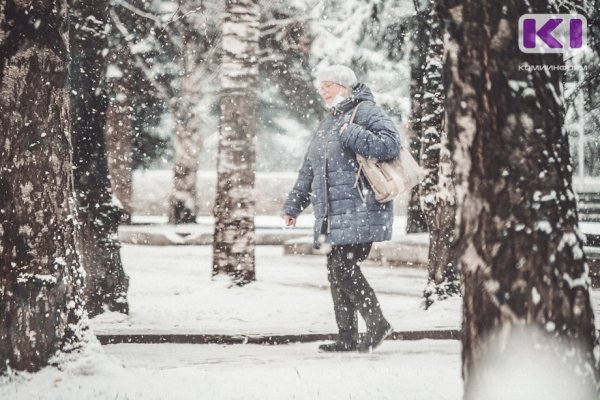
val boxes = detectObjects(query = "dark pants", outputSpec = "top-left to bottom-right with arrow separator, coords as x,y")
326,242 -> 385,342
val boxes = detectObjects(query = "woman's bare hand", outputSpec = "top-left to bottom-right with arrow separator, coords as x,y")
282,214 -> 297,227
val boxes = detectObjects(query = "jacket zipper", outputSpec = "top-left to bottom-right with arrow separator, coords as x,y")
324,110 -> 351,234
324,134 -> 331,234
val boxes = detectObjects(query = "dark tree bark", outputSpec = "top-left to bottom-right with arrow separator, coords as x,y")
439,0 -> 600,396
585,0 -> 600,168
417,2 -> 459,308
592,0 -> 600,57
212,0 -> 260,284
70,0 -> 129,317
406,8 -> 428,234
406,168 -> 428,233
0,0 -> 88,373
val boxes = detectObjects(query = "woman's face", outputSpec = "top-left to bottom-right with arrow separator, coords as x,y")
319,81 -> 348,106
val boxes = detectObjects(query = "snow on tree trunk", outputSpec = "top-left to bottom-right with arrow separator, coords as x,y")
70,0 -> 129,317
169,38 -> 202,225
105,84 -> 134,223
0,0 -> 88,373
439,0 -> 600,395
406,11 -> 428,234
417,3 -> 459,309
592,0 -> 600,56
586,1 -> 600,171
212,0 -> 260,284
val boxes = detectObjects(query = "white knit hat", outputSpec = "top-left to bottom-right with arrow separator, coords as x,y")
316,65 -> 357,89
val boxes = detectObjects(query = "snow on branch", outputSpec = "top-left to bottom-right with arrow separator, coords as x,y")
109,9 -> 173,102
113,0 -> 161,23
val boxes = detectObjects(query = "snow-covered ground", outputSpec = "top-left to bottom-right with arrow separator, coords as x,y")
91,245 -> 461,335
1,340 -> 462,400
2,245 -> 464,400
3,244 -> 600,400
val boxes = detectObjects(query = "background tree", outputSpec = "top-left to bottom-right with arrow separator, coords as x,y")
105,78 -> 135,222
563,0 -> 600,182
165,1 -> 219,224
591,0 -> 600,61
106,0 -> 171,184
439,0 -> 599,396
101,0 -> 417,192
0,0 -> 88,373
416,0 -> 459,308
212,0 -> 261,284
70,0 -> 129,317
309,0 -> 412,117
169,29 -> 203,224
108,0 -> 220,224
258,2 -> 323,124
104,12 -> 142,224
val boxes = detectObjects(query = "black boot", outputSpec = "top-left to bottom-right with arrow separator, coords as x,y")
318,341 -> 357,352
358,319 -> 393,353
318,332 -> 358,352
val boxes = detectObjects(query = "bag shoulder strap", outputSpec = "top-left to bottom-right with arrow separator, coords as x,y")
348,100 -> 374,125
349,103 -> 362,124
350,101 -> 369,200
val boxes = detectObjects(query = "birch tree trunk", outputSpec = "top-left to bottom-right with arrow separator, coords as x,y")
106,83 -> 134,223
169,37 -> 202,225
439,0 -> 600,396
70,0 -> 129,317
417,3 -> 459,308
0,0 -> 88,373
212,0 -> 260,284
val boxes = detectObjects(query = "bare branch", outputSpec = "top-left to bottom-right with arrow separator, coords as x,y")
113,0 -> 160,23
260,15 -> 312,30
160,0 -> 182,31
109,9 -> 174,102
160,3 -> 206,32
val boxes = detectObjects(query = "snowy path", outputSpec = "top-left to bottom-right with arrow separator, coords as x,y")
91,245 -> 462,336
2,341 -> 462,400
5,244 -> 600,400
91,244 -> 600,336
103,341 -> 462,400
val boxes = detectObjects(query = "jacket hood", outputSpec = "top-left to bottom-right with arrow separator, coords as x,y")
351,83 -> 375,102
331,83 -> 376,115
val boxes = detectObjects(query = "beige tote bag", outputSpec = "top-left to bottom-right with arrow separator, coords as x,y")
348,103 -> 425,203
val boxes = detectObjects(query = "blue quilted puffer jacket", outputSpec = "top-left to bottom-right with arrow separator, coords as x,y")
282,83 -> 402,249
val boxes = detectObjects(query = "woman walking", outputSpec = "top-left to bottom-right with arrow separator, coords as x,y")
282,65 -> 401,352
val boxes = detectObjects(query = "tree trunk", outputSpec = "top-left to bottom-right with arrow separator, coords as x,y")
417,3 -> 459,308
406,11 -> 428,234
105,83 -> 134,224
212,0 -> 260,284
439,0 -> 600,396
259,9 -> 324,124
0,0 -> 88,373
406,172 -> 428,233
586,0 -> 600,174
70,0 -> 129,317
592,0 -> 600,57
169,37 -> 202,225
